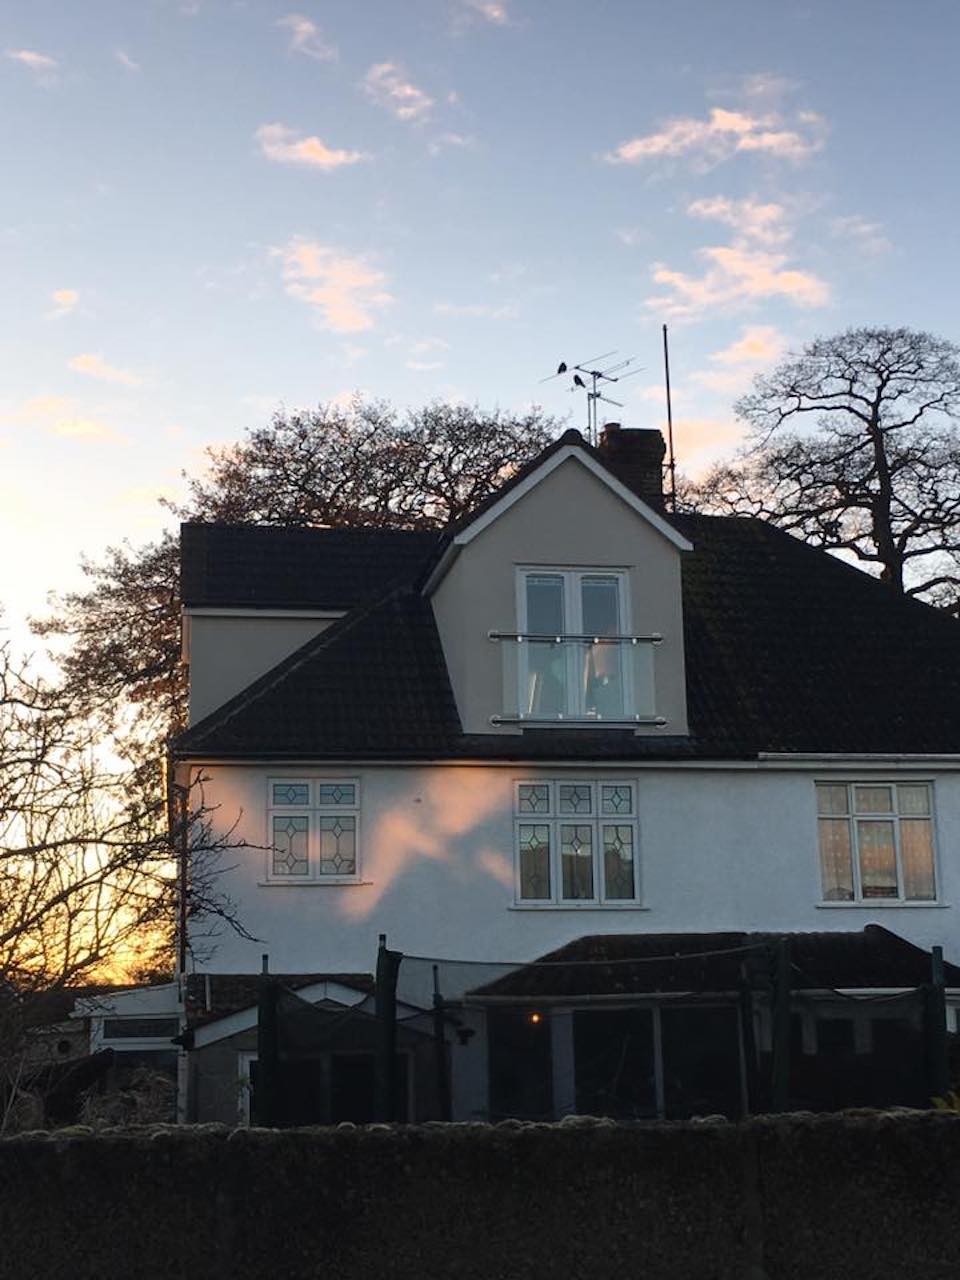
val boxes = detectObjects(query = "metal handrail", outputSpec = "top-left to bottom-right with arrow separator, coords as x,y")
488,631 -> 662,645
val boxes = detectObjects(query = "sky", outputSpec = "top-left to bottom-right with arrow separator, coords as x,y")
2,0 -> 959,641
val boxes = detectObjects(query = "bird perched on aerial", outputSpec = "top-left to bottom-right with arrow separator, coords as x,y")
573,374 -> 586,388
557,361 -> 567,374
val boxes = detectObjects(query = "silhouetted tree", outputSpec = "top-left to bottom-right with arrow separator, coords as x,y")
688,327 -> 960,611
0,624 -> 253,1127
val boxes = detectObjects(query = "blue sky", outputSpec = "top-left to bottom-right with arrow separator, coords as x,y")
2,0 -> 959,636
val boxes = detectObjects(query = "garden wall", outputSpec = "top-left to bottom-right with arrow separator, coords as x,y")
1,1112 -> 959,1280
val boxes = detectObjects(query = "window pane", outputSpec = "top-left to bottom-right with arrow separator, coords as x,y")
518,824 -> 551,899
898,784 -> 930,816
272,815 -> 309,876
818,818 -> 854,900
601,784 -> 633,816
857,820 -> 898,897
558,783 -> 592,815
317,783 -> 356,806
524,642 -> 567,717
580,576 -> 620,635
603,824 -> 636,899
854,785 -> 893,814
525,575 -> 564,634
580,577 -> 623,719
318,815 -> 356,876
518,784 -> 550,815
816,783 -> 849,816
901,819 -> 936,900
561,824 -> 594,899
272,782 -> 309,806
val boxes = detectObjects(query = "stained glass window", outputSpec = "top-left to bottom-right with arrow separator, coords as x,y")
319,815 -> 356,876
268,779 -> 360,880
317,783 -> 356,806
518,825 -> 551,899
518,784 -> 550,814
601,784 -> 633,816
561,824 -> 595,899
603,825 -> 636,900
558,783 -> 592,815
515,780 -> 639,905
272,782 -> 309,806
272,815 -> 309,876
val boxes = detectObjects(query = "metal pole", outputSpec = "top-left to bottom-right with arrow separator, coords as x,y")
256,967 -> 279,1127
662,324 -> 677,513
375,933 -> 401,1122
926,945 -> 949,1102
432,964 -> 452,1121
770,937 -> 791,1113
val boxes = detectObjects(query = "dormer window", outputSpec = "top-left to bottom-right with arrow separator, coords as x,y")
489,567 -> 663,726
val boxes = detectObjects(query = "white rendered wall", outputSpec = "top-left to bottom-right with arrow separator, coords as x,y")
188,762 -> 960,981
430,456 -> 689,736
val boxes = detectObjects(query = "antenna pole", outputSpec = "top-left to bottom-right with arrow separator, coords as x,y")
662,323 -> 677,513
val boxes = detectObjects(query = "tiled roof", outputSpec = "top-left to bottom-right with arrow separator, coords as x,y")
185,972 -> 373,1027
180,522 -> 440,610
174,508 -> 960,760
469,926 -> 960,999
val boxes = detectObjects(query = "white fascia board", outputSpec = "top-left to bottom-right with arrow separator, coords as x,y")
73,982 -> 181,1020
423,445 -> 692,595
184,607 -> 345,619
191,979 -> 368,1048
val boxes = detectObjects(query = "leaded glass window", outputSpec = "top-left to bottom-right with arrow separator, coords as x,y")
272,815 -> 309,876
815,781 -> 936,903
267,779 -> 361,881
514,780 -> 639,905
518,824 -> 551,899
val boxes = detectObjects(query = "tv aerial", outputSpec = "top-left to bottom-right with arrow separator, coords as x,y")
540,350 -> 644,444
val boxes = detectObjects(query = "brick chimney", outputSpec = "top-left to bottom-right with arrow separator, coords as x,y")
596,423 -> 666,509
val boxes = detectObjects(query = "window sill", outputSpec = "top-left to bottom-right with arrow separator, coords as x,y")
258,879 -> 373,888
509,903 -> 650,911
816,900 -> 948,909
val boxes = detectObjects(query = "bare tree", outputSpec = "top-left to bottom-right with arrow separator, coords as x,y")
0,627 -> 255,1129
688,328 -> 960,610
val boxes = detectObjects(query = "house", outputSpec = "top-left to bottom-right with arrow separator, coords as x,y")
97,423 -> 960,1124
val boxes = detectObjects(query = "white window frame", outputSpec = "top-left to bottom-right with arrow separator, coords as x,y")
515,567 -> 634,722
815,779 -> 939,905
513,779 -> 641,907
266,777 -> 361,884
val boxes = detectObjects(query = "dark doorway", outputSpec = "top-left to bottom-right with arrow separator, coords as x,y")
573,1009 -> 657,1119
488,1009 -> 553,1119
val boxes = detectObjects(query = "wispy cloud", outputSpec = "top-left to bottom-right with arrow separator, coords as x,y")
1,394 -> 122,443
67,352 -> 142,386
5,49 -> 58,84
647,245 -> 829,320
362,62 -> 433,122
277,13 -> 337,61
693,324 -> 788,392
274,238 -> 393,333
687,196 -> 790,245
255,123 -> 367,170
49,288 -> 79,318
115,49 -> 141,72
605,106 -> 826,170
433,301 -> 517,319
458,0 -> 510,23
428,131 -> 476,156
407,360 -> 445,372
831,213 -> 892,256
